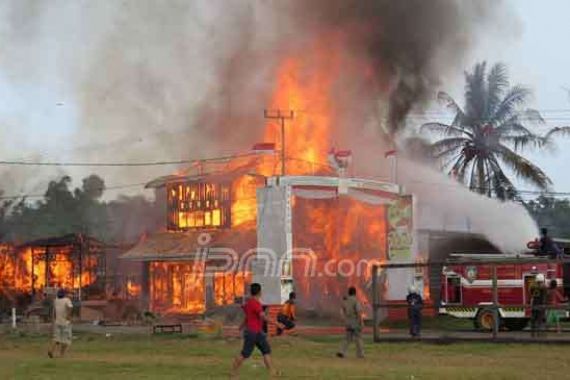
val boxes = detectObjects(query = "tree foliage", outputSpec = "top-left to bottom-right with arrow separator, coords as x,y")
526,196 -> 570,239
422,62 -> 570,200
0,175 -> 161,244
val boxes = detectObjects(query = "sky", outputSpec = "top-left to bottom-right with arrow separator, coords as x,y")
0,0 -> 569,197
440,0 -> 570,193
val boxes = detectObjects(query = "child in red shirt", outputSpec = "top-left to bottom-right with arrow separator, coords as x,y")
231,283 -> 275,378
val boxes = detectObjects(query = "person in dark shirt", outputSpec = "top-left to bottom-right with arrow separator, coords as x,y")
406,284 -> 423,337
530,274 -> 548,338
231,283 -> 275,378
540,228 -> 562,259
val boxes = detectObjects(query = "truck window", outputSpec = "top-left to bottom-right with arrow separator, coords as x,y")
446,276 -> 462,304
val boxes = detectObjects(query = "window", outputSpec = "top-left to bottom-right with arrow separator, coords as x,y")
446,276 -> 462,304
167,182 -> 231,230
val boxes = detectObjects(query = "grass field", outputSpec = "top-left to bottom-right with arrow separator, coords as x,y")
1,330 -> 570,379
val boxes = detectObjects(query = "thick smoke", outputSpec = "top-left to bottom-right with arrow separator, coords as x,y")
285,0 -> 506,134
0,1 -> 536,251
0,0 -> 507,190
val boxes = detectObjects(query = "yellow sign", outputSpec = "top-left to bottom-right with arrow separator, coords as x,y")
387,196 -> 413,261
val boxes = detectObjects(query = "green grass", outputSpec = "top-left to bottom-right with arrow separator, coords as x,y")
1,330 -> 570,379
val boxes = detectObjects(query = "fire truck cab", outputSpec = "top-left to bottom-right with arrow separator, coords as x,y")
439,254 -> 570,331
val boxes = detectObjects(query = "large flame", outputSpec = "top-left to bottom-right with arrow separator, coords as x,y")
264,41 -> 339,176
0,244 -> 99,296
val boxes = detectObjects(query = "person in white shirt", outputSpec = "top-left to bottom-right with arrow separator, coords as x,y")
48,289 -> 73,358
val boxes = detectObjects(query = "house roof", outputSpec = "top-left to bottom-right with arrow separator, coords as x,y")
17,234 -> 105,250
120,227 -> 257,262
145,155 -> 266,189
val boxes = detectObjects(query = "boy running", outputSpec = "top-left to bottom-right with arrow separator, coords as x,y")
231,283 -> 276,378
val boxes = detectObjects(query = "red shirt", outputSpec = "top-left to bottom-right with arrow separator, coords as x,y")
243,297 -> 263,333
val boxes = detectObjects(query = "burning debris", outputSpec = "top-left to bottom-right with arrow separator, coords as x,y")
0,234 -> 106,313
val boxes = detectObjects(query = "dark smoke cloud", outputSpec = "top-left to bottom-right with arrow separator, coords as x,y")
0,0 -> 510,194
284,0 -> 506,135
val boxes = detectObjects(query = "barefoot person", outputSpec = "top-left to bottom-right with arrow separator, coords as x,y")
546,279 -> 567,333
337,286 -> 364,359
48,289 -> 73,358
231,283 -> 276,378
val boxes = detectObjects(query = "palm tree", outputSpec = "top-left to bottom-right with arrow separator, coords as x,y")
421,62 -> 570,200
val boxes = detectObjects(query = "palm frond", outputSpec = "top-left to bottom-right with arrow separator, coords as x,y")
494,144 -> 552,189
420,122 -> 472,137
496,109 -> 544,131
485,63 -> 508,118
437,92 -> 466,123
496,120 -> 546,150
487,157 -> 520,200
492,85 -> 532,124
544,126 -> 570,140
430,137 -> 469,156
500,134 -> 546,151
464,62 -> 487,122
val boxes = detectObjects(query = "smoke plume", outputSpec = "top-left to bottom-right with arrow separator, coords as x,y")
0,1 -> 536,251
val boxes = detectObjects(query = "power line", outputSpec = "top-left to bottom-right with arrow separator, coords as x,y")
0,151 -> 262,168
0,182 -> 149,200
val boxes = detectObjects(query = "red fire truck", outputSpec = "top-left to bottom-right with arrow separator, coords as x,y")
439,253 -> 570,331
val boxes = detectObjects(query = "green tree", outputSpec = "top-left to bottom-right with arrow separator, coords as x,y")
422,62 -> 570,199
526,196 -> 570,238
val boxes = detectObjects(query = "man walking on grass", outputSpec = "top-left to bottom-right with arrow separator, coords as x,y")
231,283 -> 277,378
337,286 -> 364,359
48,288 -> 73,358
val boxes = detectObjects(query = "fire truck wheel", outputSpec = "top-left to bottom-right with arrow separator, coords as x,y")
503,318 -> 529,331
475,308 -> 500,331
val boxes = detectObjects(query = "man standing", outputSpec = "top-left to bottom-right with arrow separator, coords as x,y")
231,283 -> 276,378
406,284 -> 423,337
337,286 -> 364,359
48,289 -> 73,358
530,274 -> 548,338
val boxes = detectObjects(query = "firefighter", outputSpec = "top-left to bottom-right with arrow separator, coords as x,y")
540,228 -> 562,259
530,273 -> 548,338
406,284 -> 423,337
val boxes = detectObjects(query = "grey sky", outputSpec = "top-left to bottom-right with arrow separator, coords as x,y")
436,0 -> 570,193
0,0 -> 569,195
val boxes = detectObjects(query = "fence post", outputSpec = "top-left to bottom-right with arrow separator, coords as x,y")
492,264 -> 499,339
372,265 -> 379,342
11,307 -> 16,329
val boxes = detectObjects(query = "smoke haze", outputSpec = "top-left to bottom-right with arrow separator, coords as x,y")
0,1 -> 536,250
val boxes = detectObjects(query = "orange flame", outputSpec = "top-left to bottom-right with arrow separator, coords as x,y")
263,41 -> 340,176
0,245 -> 98,295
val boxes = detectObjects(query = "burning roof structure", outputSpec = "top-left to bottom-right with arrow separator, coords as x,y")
0,234 -> 106,312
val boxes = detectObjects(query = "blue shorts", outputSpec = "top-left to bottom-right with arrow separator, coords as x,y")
241,330 -> 271,358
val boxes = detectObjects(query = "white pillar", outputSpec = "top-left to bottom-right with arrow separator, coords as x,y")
11,308 -> 16,329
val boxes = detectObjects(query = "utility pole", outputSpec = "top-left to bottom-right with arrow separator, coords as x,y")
264,109 -> 294,176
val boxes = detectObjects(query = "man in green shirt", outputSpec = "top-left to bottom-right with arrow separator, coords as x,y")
336,286 -> 364,358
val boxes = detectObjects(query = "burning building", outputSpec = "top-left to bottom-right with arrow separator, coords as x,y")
119,41 -> 424,316
121,147 -> 416,316
0,234 -> 107,312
